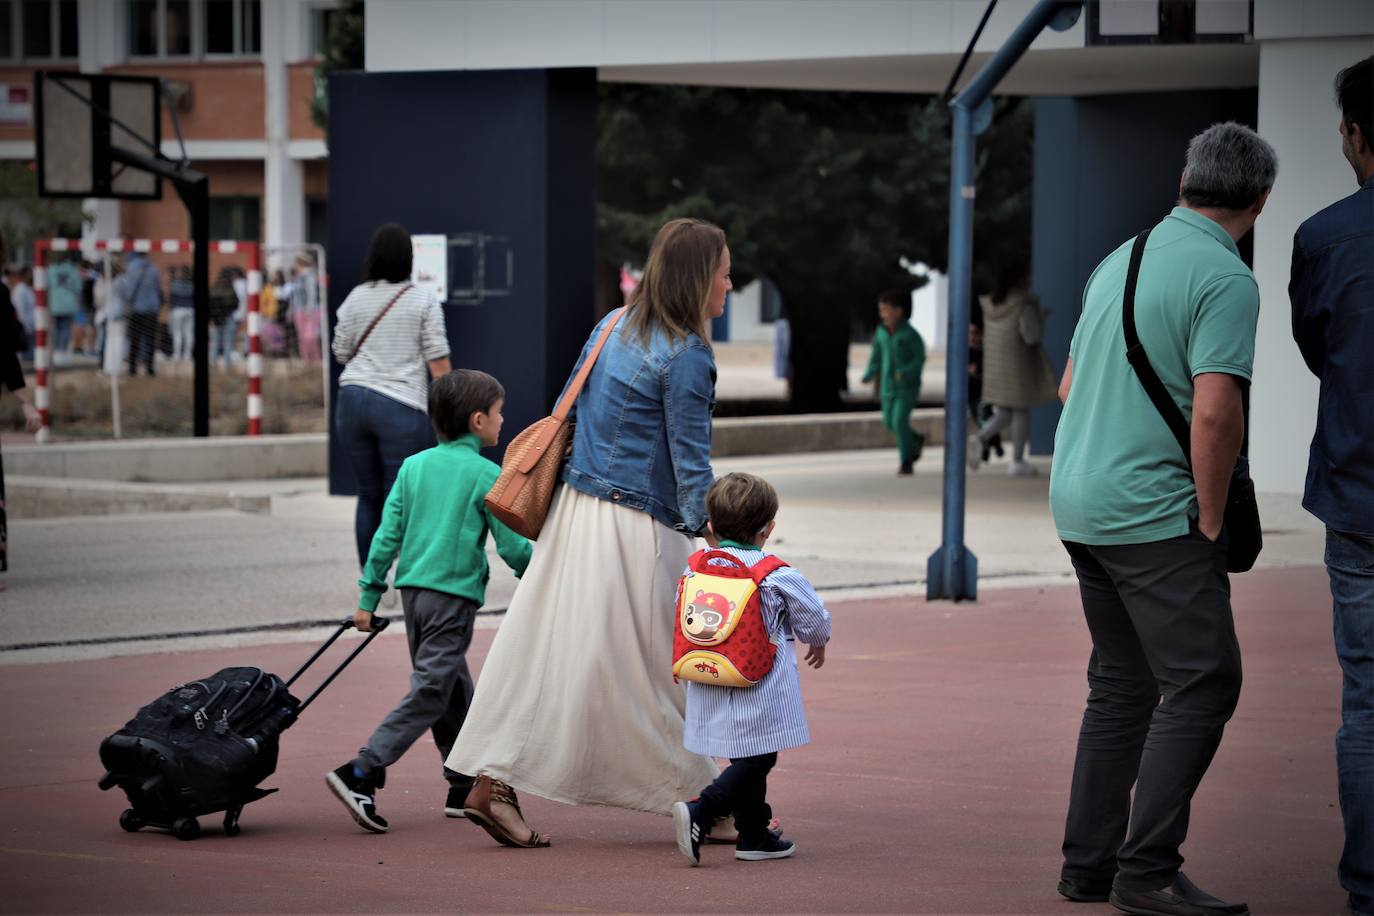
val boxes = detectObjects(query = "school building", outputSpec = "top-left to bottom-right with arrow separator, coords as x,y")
348,0 -> 1371,507
0,0 -> 337,249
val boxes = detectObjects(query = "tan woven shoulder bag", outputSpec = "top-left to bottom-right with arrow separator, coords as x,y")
485,309 -> 624,539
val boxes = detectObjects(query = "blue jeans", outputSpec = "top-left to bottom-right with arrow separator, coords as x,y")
51,314 -> 73,352
215,317 -> 239,370
334,385 -> 435,567
1329,527 -> 1374,915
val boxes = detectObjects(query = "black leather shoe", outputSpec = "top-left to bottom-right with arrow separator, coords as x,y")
1059,877 -> 1114,902
1110,873 -> 1248,916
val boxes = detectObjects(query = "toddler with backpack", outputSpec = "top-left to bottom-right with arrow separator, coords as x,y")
672,472 -> 832,866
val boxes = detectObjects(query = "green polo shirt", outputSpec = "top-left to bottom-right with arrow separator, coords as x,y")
359,434 -> 532,612
1049,207 -> 1259,546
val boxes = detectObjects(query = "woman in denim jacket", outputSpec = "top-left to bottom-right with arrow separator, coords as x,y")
449,219 -> 730,848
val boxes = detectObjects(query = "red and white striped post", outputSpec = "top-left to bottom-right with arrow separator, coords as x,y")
244,244 -> 263,435
32,241 -> 51,443
29,237 -> 262,442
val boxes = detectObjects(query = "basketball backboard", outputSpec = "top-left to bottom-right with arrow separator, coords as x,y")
34,71 -> 162,200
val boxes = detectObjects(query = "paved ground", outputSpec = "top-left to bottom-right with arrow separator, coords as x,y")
0,566 -> 1346,914
0,421 -> 1341,913
0,448 -> 1323,662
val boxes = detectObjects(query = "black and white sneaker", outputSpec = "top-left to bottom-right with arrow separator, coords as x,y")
326,763 -> 388,833
444,785 -> 468,819
672,800 -> 706,866
736,832 -> 796,861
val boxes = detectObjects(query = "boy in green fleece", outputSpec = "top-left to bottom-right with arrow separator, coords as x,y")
326,369 -> 531,834
862,289 -> 927,475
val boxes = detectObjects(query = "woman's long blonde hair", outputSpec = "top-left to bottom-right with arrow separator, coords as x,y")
625,218 -> 726,346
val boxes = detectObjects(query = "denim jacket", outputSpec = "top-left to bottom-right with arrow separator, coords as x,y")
560,307 -> 716,535
1290,173 -> 1374,536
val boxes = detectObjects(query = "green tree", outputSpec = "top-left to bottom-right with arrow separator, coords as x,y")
311,0 -> 365,139
0,161 -> 86,262
597,84 -> 1033,410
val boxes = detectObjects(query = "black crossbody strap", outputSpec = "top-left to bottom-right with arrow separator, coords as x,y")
1122,229 -> 1194,465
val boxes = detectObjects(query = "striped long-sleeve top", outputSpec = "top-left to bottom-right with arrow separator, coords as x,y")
681,544 -> 832,759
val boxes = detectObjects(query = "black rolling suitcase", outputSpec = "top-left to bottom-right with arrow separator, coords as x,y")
98,617 -> 389,840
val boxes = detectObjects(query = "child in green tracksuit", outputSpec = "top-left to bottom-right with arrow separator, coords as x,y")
326,369 -> 531,834
862,289 -> 926,476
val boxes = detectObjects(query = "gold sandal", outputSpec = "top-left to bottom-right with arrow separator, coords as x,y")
463,775 -> 551,848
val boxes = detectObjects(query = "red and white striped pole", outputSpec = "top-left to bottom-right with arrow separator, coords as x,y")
244,243 -> 262,436
32,241 -> 50,443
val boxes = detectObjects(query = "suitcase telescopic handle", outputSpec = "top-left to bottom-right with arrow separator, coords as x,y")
286,616 -> 390,718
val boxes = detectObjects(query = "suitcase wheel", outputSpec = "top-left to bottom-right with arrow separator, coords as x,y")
119,809 -> 144,833
171,816 -> 200,841
223,807 -> 242,837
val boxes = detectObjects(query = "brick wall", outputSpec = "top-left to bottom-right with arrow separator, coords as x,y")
106,62 -> 265,141
120,159 -> 265,241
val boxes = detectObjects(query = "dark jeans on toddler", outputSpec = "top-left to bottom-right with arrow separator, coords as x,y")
694,753 -> 777,844
352,587 -> 477,797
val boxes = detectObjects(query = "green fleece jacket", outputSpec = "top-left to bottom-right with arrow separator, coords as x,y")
358,434 -> 531,612
862,321 -> 926,399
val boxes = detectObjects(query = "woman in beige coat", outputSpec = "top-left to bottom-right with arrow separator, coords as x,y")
968,266 -> 1058,477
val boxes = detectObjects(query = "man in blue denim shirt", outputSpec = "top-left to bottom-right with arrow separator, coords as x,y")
1289,54 -> 1374,916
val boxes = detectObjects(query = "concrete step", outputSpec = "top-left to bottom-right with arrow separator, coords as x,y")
6,409 -> 947,481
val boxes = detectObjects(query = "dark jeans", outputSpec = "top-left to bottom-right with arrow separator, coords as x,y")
694,753 -> 778,844
355,588 -> 476,792
127,313 -> 158,375
334,385 -> 436,566
1327,527 -> 1374,915
1060,525 -> 1242,892
51,314 -> 73,353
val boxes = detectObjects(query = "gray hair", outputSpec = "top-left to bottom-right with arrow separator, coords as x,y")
1180,121 -> 1278,210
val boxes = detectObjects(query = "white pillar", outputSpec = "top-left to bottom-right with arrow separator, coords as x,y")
1251,36 -> 1374,514
262,0 -> 305,249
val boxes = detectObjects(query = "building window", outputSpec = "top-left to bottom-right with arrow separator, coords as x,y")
0,0 -> 78,61
204,0 -> 259,57
129,0 -> 259,60
308,2 -> 341,58
208,196 -> 261,242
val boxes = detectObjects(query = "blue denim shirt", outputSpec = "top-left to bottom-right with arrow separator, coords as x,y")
560,307 -> 716,535
1290,173 -> 1374,536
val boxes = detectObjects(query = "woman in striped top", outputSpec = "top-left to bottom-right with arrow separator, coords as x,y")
332,224 -> 452,567
673,472 -> 832,866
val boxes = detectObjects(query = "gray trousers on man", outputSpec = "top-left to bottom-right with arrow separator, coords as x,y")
353,588 -> 477,791
1060,524 -> 1243,891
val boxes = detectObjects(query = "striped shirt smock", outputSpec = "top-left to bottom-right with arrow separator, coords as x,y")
332,281 -> 450,413
682,544 -> 832,759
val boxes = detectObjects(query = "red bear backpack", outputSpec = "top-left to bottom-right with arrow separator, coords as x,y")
672,549 -> 788,688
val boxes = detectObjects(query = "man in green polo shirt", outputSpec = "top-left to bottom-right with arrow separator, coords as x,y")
1050,122 -> 1277,916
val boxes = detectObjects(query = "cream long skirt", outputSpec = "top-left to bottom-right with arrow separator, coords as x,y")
446,485 -> 719,815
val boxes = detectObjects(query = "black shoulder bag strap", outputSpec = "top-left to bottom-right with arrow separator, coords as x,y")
1122,229 -> 1193,463
1122,227 -> 1262,573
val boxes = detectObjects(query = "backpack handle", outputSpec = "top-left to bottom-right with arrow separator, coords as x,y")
691,550 -> 789,584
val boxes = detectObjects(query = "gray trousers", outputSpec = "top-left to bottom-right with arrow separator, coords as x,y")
354,588 -> 477,790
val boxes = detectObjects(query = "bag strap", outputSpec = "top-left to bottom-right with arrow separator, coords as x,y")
1121,230 -> 1194,466
347,283 -> 413,363
552,309 -> 625,421
749,555 -> 789,583
510,309 -> 625,476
